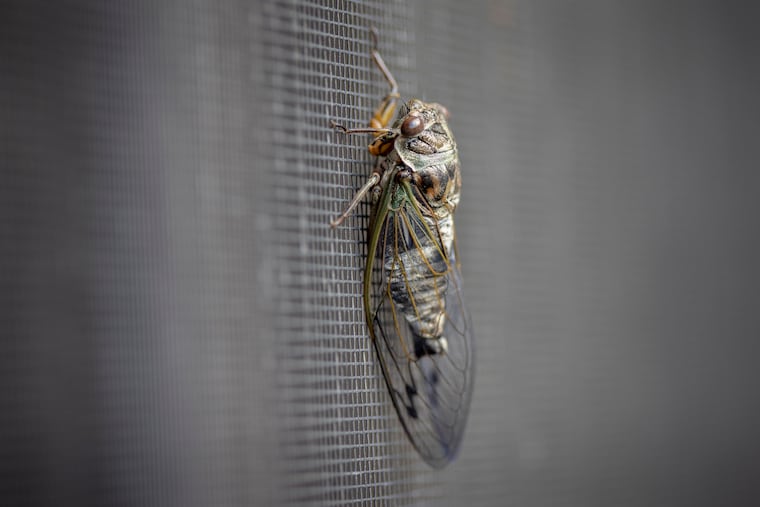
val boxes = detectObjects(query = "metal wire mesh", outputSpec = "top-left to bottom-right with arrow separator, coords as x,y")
262,1 -> 433,504
3,1 -> 760,506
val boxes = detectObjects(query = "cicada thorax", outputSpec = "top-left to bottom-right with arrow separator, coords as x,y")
392,99 -> 461,214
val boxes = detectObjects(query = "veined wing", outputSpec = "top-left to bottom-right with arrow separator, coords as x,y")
365,179 -> 474,469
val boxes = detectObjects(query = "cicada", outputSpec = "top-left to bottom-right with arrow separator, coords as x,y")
330,29 -> 474,469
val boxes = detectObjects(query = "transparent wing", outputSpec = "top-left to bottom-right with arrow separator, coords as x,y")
367,184 -> 474,469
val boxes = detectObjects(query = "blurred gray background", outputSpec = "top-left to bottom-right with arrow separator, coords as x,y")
2,1 -> 759,506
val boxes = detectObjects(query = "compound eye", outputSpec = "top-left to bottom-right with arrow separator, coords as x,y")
401,113 -> 424,137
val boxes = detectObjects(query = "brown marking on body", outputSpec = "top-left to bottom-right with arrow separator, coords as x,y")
369,134 -> 397,156
413,171 -> 445,203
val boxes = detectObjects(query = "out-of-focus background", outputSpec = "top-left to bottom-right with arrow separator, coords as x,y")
2,1 -> 760,506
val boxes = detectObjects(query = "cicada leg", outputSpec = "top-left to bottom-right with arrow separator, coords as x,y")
329,27 -> 400,136
330,28 -> 401,228
329,172 -> 380,228
368,26 -> 400,131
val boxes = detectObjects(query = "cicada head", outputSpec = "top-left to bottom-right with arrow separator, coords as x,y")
392,99 -> 457,172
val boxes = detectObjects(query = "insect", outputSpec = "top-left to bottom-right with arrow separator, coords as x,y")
330,28 -> 474,468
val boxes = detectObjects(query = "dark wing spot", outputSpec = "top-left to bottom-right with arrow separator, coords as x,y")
405,383 -> 419,418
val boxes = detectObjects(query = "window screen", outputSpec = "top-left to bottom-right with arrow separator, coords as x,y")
2,1 -> 760,506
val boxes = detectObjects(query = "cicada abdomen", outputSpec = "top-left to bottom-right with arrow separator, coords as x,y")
330,29 -> 474,469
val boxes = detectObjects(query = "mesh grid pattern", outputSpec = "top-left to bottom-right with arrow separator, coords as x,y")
3,1 -> 760,506
262,2 -> 434,503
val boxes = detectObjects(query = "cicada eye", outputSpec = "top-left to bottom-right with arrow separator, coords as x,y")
401,113 -> 425,137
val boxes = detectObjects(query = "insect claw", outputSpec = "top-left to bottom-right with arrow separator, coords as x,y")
330,120 -> 346,133
329,215 -> 344,228
370,26 -> 380,51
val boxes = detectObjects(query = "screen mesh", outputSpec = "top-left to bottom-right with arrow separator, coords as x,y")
2,1 -> 760,506
262,1 -> 433,504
